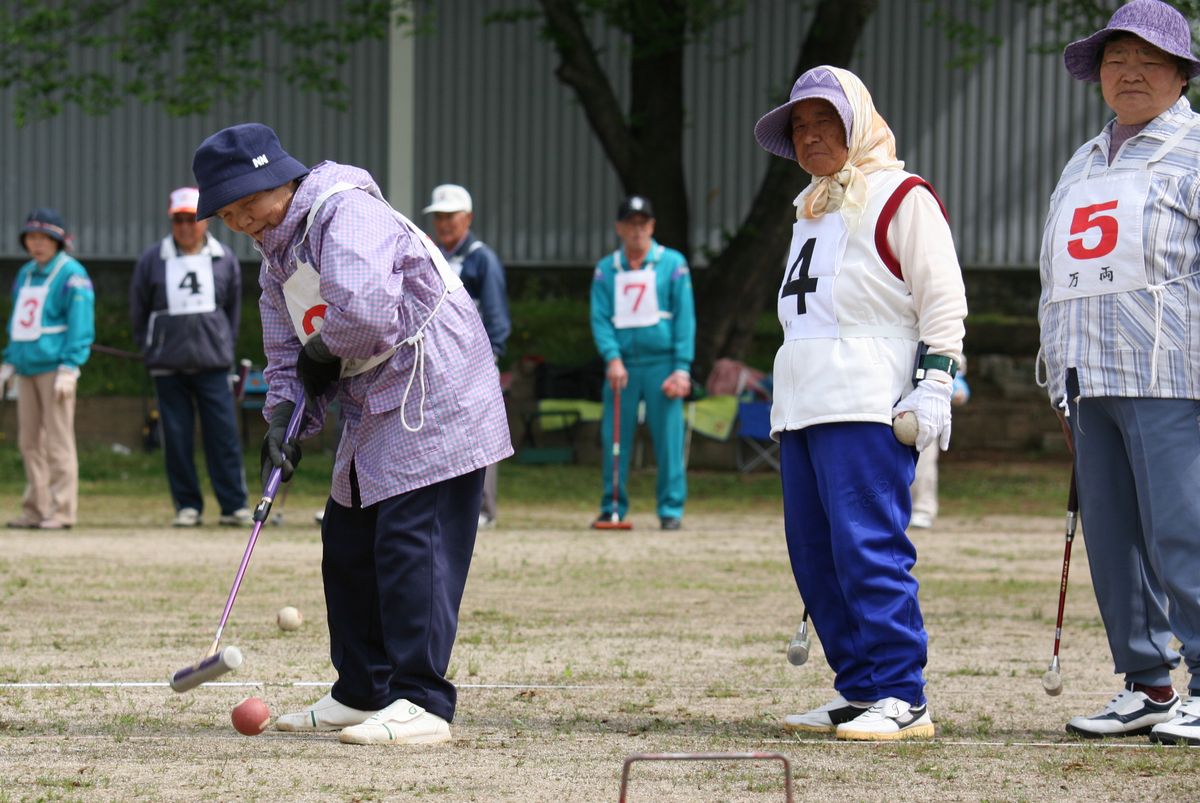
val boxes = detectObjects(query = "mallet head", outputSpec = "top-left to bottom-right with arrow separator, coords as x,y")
1042,656 -> 1063,696
170,646 -> 243,693
786,621 -> 810,666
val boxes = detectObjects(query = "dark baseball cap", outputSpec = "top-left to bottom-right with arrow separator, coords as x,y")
617,195 -> 655,221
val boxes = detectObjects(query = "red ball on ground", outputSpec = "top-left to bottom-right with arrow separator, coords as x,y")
231,696 -> 271,736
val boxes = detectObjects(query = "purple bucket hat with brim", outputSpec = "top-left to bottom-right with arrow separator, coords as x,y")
192,123 -> 310,220
1063,0 -> 1200,82
754,66 -> 852,160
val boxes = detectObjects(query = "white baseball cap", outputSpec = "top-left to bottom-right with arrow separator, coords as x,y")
168,186 -> 201,215
422,184 -> 472,214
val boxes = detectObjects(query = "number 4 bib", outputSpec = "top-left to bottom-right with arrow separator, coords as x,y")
1050,172 -> 1150,301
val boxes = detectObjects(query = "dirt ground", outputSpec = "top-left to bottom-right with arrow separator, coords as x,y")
0,500 -> 1196,802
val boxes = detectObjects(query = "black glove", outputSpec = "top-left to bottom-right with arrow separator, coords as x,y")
296,333 -> 342,410
260,401 -> 302,486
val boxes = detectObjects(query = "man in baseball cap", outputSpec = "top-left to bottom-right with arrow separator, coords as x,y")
423,183 -> 510,530
130,186 -> 249,528
589,195 -> 694,531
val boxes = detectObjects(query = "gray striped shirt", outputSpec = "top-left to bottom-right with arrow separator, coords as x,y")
1039,97 -> 1200,405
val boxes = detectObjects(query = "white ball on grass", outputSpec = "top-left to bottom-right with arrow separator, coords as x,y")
276,606 -> 303,631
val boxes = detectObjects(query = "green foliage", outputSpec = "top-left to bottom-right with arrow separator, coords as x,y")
0,0 -> 424,125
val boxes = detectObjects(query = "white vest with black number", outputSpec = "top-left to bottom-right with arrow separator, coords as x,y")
770,169 -> 926,437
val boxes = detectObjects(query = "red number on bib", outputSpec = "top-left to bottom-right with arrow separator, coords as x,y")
19,298 -> 38,328
301,304 -> 327,336
623,282 -> 646,311
1067,200 -> 1119,260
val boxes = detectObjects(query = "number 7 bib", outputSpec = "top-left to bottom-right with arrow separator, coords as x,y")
613,270 -> 661,329
1050,172 -> 1149,301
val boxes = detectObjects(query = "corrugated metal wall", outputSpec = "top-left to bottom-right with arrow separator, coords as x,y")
414,0 -> 1110,269
0,2 -> 389,263
1,1 -> 1109,270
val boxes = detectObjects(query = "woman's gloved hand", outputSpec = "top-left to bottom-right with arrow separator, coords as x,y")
891,369 -> 954,452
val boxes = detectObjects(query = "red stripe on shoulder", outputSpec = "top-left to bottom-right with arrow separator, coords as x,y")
874,176 -> 948,282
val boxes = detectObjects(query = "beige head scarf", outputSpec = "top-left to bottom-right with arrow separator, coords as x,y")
800,66 -> 904,221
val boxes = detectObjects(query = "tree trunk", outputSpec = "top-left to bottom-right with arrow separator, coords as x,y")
625,2 -> 690,255
693,0 -> 878,376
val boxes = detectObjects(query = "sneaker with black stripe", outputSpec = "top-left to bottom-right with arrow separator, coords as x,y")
1066,683 -> 1179,738
1149,697 -> 1200,746
784,694 -> 872,734
836,697 -> 934,741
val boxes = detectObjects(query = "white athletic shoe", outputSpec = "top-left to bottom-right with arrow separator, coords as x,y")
338,699 -> 451,745
835,697 -> 935,741
909,511 -> 934,529
172,507 -> 201,527
478,514 -> 496,530
784,694 -> 872,734
1066,684 -> 1179,738
218,508 -> 253,527
1150,696 -> 1200,746
275,692 -> 376,732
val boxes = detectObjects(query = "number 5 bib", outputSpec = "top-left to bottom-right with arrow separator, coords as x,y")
1049,172 -> 1150,302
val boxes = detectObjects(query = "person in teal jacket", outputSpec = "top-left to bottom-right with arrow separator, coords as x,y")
1,208 -> 95,529
589,195 -> 695,530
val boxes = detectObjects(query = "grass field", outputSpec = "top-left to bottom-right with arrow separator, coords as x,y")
1,453 -> 1195,802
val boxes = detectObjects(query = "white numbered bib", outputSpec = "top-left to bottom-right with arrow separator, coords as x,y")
778,213 -> 847,341
282,260 -> 326,345
1050,172 -> 1150,302
282,182 -> 464,380
11,285 -> 50,342
165,255 -> 217,316
613,270 -> 661,329
10,256 -> 67,342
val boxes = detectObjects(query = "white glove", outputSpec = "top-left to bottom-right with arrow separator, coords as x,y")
892,370 -> 953,452
54,366 -> 78,402
0,363 -> 13,393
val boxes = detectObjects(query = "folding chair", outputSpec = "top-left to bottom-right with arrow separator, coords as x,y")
735,401 -> 779,473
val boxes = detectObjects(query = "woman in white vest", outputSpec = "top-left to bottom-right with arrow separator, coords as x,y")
1039,0 -> 1200,745
753,65 -> 967,740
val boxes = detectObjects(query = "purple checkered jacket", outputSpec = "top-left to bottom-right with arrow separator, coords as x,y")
256,162 -> 512,507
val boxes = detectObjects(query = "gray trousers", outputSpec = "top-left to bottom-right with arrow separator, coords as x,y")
481,462 -> 498,521
1068,390 -> 1200,693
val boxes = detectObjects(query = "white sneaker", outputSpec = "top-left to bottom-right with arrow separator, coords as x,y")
836,697 -> 935,741
909,511 -> 933,529
478,514 -> 496,530
784,694 -> 872,733
338,699 -> 451,745
1067,684 -> 1179,738
173,507 -> 201,527
275,692 -> 376,732
1150,696 -> 1200,746
314,509 -> 325,524
219,508 -> 253,527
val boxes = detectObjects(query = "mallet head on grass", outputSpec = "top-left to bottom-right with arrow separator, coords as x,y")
170,646 -> 243,693
1042,656 -> 1063,696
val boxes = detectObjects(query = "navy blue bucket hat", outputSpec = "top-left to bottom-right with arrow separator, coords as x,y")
20,207 -> 68,250
191,123 -> 309,219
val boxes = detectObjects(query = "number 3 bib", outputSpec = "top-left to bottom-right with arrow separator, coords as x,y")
1049,172 -> 1150,301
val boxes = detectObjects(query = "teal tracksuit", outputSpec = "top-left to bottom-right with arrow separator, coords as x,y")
4,252 -> 95,376
590,240 -> 695,520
